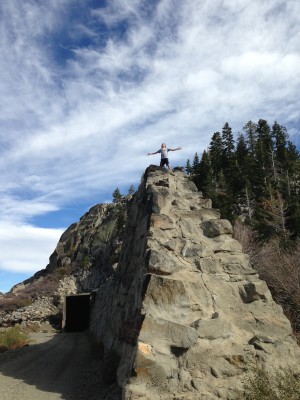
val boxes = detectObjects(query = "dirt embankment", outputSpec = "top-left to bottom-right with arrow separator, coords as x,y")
0,331 -> 121,400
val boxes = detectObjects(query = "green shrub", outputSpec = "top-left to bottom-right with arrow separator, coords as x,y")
0,326 -> 30,353
245,368 -> 300,400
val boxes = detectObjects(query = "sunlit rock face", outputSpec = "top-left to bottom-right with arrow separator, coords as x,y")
89,165 -> 300,400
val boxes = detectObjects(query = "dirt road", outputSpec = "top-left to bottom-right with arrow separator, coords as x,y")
0,332 -> 121,400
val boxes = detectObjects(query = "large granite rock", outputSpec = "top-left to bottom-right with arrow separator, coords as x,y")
89,165 -> 300,399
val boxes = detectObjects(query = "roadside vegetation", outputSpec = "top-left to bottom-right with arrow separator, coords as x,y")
0,326 -> 29,353
245,368 -> 300,400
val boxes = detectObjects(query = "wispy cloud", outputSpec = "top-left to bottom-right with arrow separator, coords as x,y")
0,221 -> 63,274
0,0 -> 300,280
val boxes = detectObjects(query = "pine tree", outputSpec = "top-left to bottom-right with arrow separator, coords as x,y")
256,119 -> 273,167
128,185 -> 135,195
243,120 -> 257,154
222,122 -> 235,165
272,121 -> 288,167
253,120 -> 273,198
116,206 -> 126,232
186,159 -> 193,174
242,121 -> 258,195
193,150 -> 213,197
285,143 -> 300,236
236,134 -> 249,171
254,191 -> 290,241
235,134 -> 249,191
286,142 -> 300,176
186,119 -> 300,240
192,152 -> 200,174
221,122 -> 238,196
209,132 -> 223,180
112,187 -> 123,203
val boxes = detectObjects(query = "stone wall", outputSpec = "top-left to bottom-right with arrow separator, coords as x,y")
89,165 -> 300,400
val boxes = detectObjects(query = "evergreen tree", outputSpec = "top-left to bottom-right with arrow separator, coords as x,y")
116,206 -> 126,232
209,132 -> 223,179
186,119 -> 300,240
236,134 -> 249,170
286,142 -> 300,176
253,120 -> 273,197
221,122 -> 238,195
222,122 -> 235,165
192,152 -> 200,174
128,185 -> 135,195
193,150 -> 213,197
243,120 -> 257,154
242,121 -> 258,195
186,159 -> 193,174
256,119 -> 273,166
272,121 -> 288,167
285,143 -> 300,236
235,134 -> 249,191
112,187 -> 123,203
253,191 -> 290,242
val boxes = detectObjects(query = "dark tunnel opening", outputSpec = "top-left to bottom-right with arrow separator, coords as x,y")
63,293 -> 91,332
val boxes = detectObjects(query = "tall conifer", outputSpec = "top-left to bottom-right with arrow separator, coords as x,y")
209,132 -> 223,180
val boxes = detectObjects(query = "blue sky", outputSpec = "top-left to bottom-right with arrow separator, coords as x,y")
1,0 -> 300,293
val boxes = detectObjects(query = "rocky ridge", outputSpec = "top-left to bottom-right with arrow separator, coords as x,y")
0,200 -> 129,328
89,165 -> 300,400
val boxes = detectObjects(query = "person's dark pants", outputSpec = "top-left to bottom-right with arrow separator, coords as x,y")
160,158 -> 169,168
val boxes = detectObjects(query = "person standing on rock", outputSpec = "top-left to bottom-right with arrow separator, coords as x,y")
147,143 -> 182,171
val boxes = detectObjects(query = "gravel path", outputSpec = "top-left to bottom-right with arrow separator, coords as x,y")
0,331 -> 121,400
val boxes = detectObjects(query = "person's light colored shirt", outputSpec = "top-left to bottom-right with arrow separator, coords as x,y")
158,148 -> 169,158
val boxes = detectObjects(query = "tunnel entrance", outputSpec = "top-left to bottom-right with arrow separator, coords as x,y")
63,293 -> 91,332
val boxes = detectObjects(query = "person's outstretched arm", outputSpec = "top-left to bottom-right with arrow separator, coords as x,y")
147,150 -> 160,156
168,146 -> 182,152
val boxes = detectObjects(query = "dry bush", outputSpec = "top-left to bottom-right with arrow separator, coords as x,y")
234,221 -> 300,341
0,297 -> 33,313
0,326 -> 29,353
245,368 -> 300,400
233,220 -> 259,262
255,239 -> 300,339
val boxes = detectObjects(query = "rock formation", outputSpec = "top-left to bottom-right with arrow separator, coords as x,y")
89,165 -> 300,399
0,201 -> 129,328
1,165 -> 299,399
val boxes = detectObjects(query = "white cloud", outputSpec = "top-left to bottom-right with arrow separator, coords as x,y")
0,0 -> 300,282
0,222 -> 63,273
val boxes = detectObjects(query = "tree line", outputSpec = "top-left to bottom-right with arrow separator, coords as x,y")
187,119 -> 300,243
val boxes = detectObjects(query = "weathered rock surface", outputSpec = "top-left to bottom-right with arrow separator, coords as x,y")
0,201 -> 129,328
89,165 -> 300,400
1,165 -> 299,399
